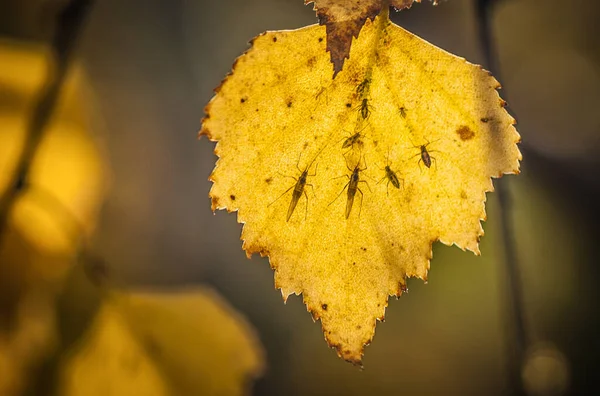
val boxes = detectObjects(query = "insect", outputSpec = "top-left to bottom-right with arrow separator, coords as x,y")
340,123 -> 369,150
410,138 -> 439,170
268,143 -> 328,221
314,78 -> 331,108
353,98 -> 375,120
329,156 -> 371,219
314,86 -> 327,105
377,149 -> 402,195
342,131 -> 362,150
356,78 -> 371,96
360,98 -> 373,120
399,106 -> 407,118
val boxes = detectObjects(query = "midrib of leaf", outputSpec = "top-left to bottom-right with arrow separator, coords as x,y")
357,5 -> 391,100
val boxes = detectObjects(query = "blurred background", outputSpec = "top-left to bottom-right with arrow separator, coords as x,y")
0,0 -> 599,395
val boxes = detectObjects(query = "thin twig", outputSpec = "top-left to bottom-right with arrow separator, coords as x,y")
475,0 -> 529,394
0,0 -> 94,247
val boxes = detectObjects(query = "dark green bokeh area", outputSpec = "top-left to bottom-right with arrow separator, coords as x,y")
1,0 -> 599,395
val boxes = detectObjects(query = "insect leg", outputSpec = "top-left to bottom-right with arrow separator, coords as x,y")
277,171 -> 298,181
362,171 -> 377,183
358,180 -> 372,192
295,151 -> 303,173
356,187 -> 364,218
303,190 -> 309,220
328,178 -> 350,207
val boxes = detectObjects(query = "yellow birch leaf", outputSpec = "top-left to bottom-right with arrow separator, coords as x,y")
200,10 -> 521,364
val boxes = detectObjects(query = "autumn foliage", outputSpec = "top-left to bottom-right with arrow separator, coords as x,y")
200,2 -> 520,364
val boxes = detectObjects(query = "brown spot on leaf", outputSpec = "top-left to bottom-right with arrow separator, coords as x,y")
322,304 -> 328,310
265,177 -> 273,184
456,125 -> 475,141
346,103 -> 352,108
240,97 -> 247,103
272,37 -> 277,42
460,190 -> 467,199
307,56 -> 317,67
230,195 -> 236,201
287,100 -> 293,108
481,117 -> 489,123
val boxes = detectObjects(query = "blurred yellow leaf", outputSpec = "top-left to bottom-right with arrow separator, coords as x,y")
0,39 -> 109,395
59,288 -> 264,396
58,302 -> 170,396
0,38 -> 48,104
0,39 -> 47,193
0,288 -> 57,396
200,11 -> 521,364
0,39 -> 108,258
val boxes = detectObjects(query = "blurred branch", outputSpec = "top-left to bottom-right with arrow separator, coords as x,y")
475,0 -> 529,394
0,0 -> 95,247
